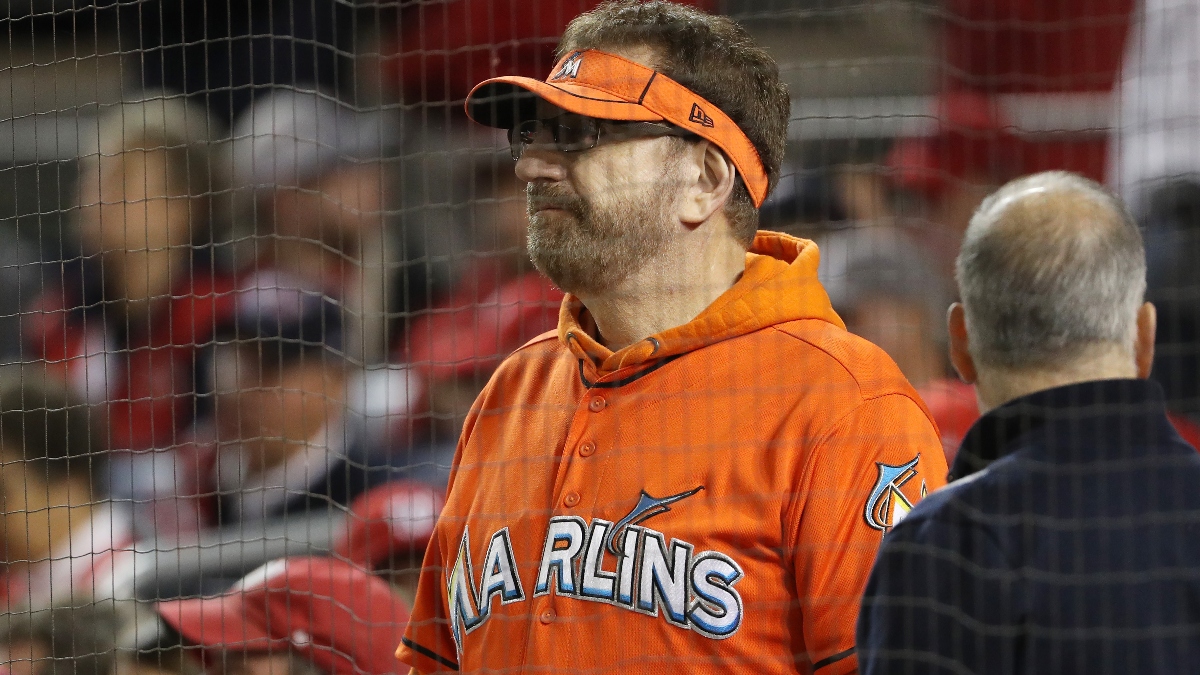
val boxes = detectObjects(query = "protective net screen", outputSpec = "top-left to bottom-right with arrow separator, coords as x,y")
1,1 -> 1198,674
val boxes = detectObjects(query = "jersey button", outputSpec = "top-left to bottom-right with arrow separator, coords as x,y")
578,441 -> 596,457
563,492 -> 580,507
588,396 -> 606,412
539,610 -> 555,625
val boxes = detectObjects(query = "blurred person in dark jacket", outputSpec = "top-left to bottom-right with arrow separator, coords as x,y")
818,227 -> 952,389
1112,0 -> 1200,418
201,272 -> 408,527
856,171 -> 1200,674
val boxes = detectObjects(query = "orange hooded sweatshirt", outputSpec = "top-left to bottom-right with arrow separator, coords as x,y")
399,231 -> 946,675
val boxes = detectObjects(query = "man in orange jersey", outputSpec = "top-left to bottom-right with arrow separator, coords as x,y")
396,2 -> 947,673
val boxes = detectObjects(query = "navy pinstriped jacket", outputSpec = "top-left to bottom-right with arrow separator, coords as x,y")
857,379 -> 1200,674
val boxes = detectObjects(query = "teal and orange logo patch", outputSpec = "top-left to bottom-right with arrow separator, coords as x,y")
865,456 -> 927,534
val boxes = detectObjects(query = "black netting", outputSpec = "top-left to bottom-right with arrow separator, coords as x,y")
0,2 -> 1197,675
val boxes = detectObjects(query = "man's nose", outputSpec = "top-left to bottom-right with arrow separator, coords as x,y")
515,149 -> 568,183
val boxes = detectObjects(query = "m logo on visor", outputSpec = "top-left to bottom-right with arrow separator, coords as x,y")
688,103 -> 715,128
552,52 -> 584,80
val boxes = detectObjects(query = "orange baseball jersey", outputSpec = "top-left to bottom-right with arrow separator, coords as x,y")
397,231 -> 947,674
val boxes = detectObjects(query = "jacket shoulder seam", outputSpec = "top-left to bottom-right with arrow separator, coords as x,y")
768,323 -> 863,394
512,329 -> 561,353
770,322 -> 919,402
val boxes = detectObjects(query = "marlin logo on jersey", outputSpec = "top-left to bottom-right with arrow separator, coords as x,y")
864,455 -> 927,534
552,51 -> 584,80
605,487 -> 703,554
445,486 -> 743,656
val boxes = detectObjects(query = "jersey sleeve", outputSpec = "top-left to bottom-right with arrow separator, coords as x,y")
395,531 -> 459,674
789,393 -> 948,674
396,402 -> 484,673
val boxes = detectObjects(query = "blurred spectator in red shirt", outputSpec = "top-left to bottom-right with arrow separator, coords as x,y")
0,376 -> 134,611
892,0 -> 1134,276
332,481 -> 444,607
385,268 -> 562,487
916,377 -> 980,467
23,96 -> 233,455
935,0 -> 1134,189
132,270 -> 434,536
229,89 -> 400,363
155,556 -> 409,675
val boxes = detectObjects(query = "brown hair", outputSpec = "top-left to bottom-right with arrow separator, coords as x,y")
558,0 -> 790,246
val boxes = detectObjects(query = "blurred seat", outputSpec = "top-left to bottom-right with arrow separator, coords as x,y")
940,0 -> 1135,183
380,0 -> 717,104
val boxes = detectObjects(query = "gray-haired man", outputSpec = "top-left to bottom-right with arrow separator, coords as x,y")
857,171 -> 1200,674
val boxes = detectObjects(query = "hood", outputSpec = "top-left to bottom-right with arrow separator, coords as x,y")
559,230 -> 845,375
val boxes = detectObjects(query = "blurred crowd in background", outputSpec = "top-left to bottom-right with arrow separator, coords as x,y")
3,0 -> 1200,673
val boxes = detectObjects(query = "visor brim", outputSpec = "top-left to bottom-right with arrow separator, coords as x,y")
466,76 -> 663,129
157,596 -> 278,653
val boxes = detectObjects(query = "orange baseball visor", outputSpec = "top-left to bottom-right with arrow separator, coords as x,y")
465,49 -> 770,207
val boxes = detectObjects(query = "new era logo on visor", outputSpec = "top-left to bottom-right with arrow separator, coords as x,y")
689,103 -> 715,128
552,52 -> 583,80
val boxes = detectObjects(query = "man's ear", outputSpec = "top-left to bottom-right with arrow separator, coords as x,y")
678,141 -> 736,226
948,303 -> 978,385
1135,301 -> 1157,379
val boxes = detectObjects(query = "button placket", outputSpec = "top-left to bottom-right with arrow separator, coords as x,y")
552,388 -> 614,522
550,391 -> 596,500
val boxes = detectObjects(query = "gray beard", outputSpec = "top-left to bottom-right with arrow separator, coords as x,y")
525,182 -> 677,297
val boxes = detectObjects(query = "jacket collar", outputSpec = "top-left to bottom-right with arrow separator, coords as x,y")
950,378 -> 1169,481
557,230 -> 845,378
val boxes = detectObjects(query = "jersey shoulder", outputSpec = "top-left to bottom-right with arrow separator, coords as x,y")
771,318 -> 928,403
493,328 -> 566,373
474,329 -> 574,406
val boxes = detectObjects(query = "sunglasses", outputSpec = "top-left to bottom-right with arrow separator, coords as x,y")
508,114 -> 698,160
